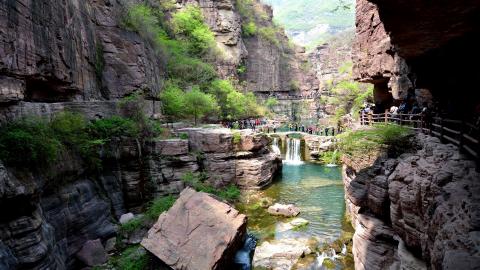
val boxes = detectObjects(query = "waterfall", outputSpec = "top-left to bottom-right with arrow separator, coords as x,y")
271,138 -> 281,155
284,138 -> 303,165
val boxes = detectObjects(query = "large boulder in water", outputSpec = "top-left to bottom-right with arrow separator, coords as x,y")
141,188 -> 247,270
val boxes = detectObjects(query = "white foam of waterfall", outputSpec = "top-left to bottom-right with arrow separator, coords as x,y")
271,137 -> 281,155
316,248 -> 345,268
284,138 -> 303,165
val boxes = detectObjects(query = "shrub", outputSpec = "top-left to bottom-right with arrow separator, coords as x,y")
172,5 -> 216,56
168,56 -> 217,86
233,131 -> 242,144
242,21 -> 257,36
0,117 -> 61,169
89,116 -> 140,140
320,150 -> 341,165
258,27 -> 281,47
120,217 -> 144,234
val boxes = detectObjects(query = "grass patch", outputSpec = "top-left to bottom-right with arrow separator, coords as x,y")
106,246 -> 149,270
337,124 -> 413,158
120,195 -> 176,234
182,172 -> 241,202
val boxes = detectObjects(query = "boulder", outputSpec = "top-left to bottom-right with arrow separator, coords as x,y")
268,203 -> 300,217
141,188 -> 247,270
119,213 -> 135,224
253,238 -> 312,270
75,239 -> 107,267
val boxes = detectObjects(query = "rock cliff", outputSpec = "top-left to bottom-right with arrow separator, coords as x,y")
353,0 -> 480,116
0,127 -> 280,269
343,134 -> 480,269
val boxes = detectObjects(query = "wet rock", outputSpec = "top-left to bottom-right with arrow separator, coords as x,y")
253,238 -> 312,270
119,213 -> 135,225
76,239 -> 107,267
104,238 -> 116,253
268,203 -> 300,217
141,188 -> 247,270
277,218 -> 310,233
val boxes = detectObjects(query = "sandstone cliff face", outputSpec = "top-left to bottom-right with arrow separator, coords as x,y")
343,134 -> 480,269
353,0 -> 480,115
0,0 -> 164,113
178,0 -> 247,78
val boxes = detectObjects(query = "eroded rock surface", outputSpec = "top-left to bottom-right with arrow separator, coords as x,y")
141,188 -> 247,270
343,134 -> 480,269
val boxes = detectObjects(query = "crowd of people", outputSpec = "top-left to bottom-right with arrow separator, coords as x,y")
222,119 -> 267,131
222,118 -> 342,137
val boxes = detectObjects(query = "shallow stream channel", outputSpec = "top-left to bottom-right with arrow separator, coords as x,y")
237,136 -> 354,270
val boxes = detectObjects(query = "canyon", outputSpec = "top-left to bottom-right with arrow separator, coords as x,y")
1,0 -> 480,269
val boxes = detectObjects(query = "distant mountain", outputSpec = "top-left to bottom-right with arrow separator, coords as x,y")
261,0 -> 355,48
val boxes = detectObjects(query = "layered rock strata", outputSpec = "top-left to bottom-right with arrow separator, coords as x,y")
343,134 -> 480,269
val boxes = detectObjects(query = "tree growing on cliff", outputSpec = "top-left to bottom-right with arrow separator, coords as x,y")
160,81 -> 187,122
184,87 -> 219,125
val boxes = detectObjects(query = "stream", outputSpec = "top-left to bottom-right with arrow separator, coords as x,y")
238,136 -> 352,269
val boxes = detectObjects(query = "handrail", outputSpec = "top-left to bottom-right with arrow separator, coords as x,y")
360,110 -> 480,171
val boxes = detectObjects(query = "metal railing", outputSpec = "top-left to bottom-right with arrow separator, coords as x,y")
361,111 -> 480,169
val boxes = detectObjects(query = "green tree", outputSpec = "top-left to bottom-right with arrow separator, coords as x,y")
184,87 -> 219,125
160,81 -> 186,122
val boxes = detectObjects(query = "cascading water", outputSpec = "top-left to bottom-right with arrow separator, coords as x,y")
271,138 -> 281,155
284,138 -> 303,165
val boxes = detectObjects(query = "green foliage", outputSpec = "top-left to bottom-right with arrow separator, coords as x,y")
233,131 -> 242,144
120,218 -> 144,234
111,246 -> 149,270
145,195 -> 176,220
184,87 -> 219,125
160,81 -> 186,120
168,56 -> 217,87
179,133 -> 189,140
237,64 -> 247,74
89,116 -> 140,140
0,117 -> 61,169
258,26 -> 281,47
0,109 -> 160,171
265,97 -> 279,109
320,150 -> 341,165
172,5 -> 216,56
120,195 -> 176,234
337,124 -> 413,157
242,21 -> 257,36
182,172 -> 241,202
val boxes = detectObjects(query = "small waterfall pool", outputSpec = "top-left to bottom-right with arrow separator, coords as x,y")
240,136 -> 352,269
